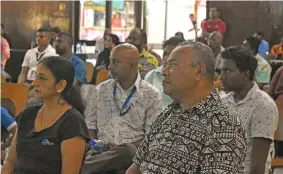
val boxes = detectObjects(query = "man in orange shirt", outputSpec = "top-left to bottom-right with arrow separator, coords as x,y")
270,36 -> 283,59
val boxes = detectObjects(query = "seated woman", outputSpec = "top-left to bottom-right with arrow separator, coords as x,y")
2,56 -> 89,174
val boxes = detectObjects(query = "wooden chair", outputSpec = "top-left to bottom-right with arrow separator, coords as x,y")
96,70 -> 110,85
1,98 -> 16,117
271,98 -> 283,173
1,98 -> 16,142
85,62 -> 94,83
1,82 -> 29,116
1,73 -> 6,83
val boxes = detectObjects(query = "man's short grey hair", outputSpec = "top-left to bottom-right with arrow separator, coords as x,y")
178,41 -> 216,81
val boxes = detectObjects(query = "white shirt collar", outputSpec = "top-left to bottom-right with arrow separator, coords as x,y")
34,45 -> 53,54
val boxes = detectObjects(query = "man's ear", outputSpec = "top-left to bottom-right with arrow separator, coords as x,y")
196,63 -> 206,76
243,70 -> 252,80
194,63 -> 207,80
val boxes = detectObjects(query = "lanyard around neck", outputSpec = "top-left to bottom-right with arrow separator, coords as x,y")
36,52 -> 45,62
113,84 -> 137,116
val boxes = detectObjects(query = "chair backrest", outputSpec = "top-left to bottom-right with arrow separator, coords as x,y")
96,70 -> 110,85
1,98 -> 16,143
1,83 -> 29,116
4,49 -> 26,82
1,73 -> 6,83
1,98 -> 16,117
85,62 -> 94,83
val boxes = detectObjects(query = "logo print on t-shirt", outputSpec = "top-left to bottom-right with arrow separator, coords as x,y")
41,138 -> 55,146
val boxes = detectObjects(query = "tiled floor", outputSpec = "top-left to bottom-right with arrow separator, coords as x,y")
274,167 -> 283,174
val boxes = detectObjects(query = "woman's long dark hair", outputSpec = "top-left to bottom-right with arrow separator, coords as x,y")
39,56 -> 85,114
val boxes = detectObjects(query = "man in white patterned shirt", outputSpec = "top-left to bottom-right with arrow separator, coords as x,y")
82,43 -> 163,174
220,46 -> 278,174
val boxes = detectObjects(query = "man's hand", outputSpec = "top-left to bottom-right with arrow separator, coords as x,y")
109,143 -> 117,149
96,65 -> 105,70
126,163 -> 141,174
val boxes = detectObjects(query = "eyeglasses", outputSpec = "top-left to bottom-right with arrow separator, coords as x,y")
162,62 -> 179,71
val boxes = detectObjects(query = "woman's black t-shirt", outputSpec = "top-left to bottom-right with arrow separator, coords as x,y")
14,104 -> 89,174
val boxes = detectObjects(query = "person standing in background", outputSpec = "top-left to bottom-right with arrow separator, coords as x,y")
201,7 -> 226,39
253,32 -> 269,58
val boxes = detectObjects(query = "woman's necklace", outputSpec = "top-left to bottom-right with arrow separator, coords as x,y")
39,104 -> 65,130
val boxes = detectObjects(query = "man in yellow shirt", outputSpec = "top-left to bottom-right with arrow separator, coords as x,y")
126,28 -> 159,79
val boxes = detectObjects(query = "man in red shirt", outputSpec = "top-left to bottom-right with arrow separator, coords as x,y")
201,7 -> 226,38
1,36 -> 10,69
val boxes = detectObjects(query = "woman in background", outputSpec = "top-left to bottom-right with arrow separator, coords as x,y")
2,56 -> 89,174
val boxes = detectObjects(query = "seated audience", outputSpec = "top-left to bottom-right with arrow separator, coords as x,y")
207,31 -> 226,96
270,36 -> 283,59
174,32 -> 186,42
126,42 -> 246,174
195,36 -> 207,44
253,31 -> 269,58
147,48 -> 162,66
220,47 -> 278,174
92,33 -> 120,84
242,36 -> 272,89
82,44 -> 163,174
201,7 -> 226,38
145,37 -> 183,108
49,26 -> 61,48
208,31 -> 224,58
1,57 -> 89,174
18,27 -> 57,86
95,28 -> 111,54
126,28 -> 159,79
55,32 -> 86,86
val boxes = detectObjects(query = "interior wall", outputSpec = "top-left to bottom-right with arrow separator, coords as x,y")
208,1 -> 283,47
1,1 -> 73,49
